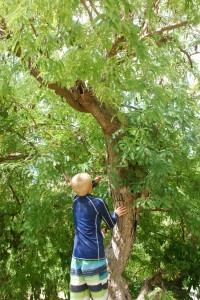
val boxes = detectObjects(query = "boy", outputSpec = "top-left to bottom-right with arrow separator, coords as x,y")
70,172 -> 127,300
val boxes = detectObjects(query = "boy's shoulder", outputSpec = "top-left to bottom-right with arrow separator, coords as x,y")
87,194 -> 106,207
73,194 -> 105,207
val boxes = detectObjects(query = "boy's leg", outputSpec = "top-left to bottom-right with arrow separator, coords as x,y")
70,257 -> 90,300
82,259 -> 109,300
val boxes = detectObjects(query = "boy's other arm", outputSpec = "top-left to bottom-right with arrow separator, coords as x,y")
98,200 -> 127,229
92,176 -> 103,188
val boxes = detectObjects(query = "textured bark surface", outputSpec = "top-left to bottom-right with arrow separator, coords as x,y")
106,187 -> 135,300
105,138 -> 138,299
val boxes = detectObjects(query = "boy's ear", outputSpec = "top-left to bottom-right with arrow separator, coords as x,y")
89,182 -> 93,192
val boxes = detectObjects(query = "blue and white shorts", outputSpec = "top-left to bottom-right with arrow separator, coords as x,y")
70,257 -> 109,300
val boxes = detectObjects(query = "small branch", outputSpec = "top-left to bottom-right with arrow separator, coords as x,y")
0,28 -> 5,35
153,0 -> 160,14
139,21 -> 149,38
29,22 -> 38,37
121,104 -> 141,111
9,94 -> 38,126
190,51 -> 200,56
156,35 -> 193,68
140,0 -> 160,38
179,47 -> 193,68
0,18 -> 11,39
62,172 -> 72,185
12,129 -> 39,153
107,36 -> 125,58
142,21 -> 188,39
8,183 -> 21,206
108,21 -> 188,59
0,153 -> 29,162
88,0 -> 100,15
80,0 -> 93,22
150,207 -> 172,212
153,35 -> 193,68
180,218 -> 185,241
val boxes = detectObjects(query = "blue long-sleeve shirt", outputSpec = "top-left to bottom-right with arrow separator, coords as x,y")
72,193 -> 118,260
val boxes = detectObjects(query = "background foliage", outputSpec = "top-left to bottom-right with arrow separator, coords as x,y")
0,0 -> 200,299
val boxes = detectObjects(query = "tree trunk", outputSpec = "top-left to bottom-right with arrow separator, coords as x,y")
106,187 -> 135,300
105,137 -> 138,300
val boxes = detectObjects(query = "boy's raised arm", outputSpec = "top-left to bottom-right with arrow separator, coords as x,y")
92,176 -> 103,188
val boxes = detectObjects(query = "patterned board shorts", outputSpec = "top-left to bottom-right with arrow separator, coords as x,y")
70,257 -> 109,300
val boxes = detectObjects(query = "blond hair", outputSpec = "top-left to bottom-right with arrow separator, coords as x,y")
71,173 -> 92,196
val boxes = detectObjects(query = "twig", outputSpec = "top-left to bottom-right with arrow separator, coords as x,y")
153,0 -> 160,14
190,51 -> 200,56
62,172 -> 72,185
8,183 -> 21,206
88,0 -> 100,15
29,21 -> 38,37
179,47 -> 193,68
80,0 -> 93,22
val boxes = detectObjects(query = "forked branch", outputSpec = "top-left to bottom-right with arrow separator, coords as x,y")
141,21 -> 188,40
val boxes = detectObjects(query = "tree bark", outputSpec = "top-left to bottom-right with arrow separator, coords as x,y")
106,186 -> 135,300
104,136 -> 139,299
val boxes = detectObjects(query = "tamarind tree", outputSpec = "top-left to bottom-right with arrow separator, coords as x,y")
0,1 -> 199,299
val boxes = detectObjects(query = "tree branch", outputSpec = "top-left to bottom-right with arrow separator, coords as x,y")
141,21 -> 188,39
88,0 -> 100,15
107,21 -> 189,59
11,35 -> 88,114
62,172 -> 72,185
107,36 -> 125,58
29,66 -> 121,134
80,0 -> 93,22
80,90 -> 122,135
29,19 -> 38,37
191,51 -> 200,56
150,207 -> 172,212
136,269 -> 165,300
8,183 -> 21,206
153,0 -> 160,14
0,153 -> 29,162
179,47 -> 193,68
29,64 -> 89,113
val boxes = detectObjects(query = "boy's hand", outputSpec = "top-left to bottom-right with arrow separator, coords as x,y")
94,176 -> 103,183
115,206 -> 127,217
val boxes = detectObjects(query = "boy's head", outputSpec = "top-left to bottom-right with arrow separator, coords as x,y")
71,173 -> 92,196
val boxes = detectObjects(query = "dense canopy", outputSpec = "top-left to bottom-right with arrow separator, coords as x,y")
0,0 -> 200,299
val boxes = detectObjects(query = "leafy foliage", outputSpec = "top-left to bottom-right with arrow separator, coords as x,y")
0,0 -> 200,299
